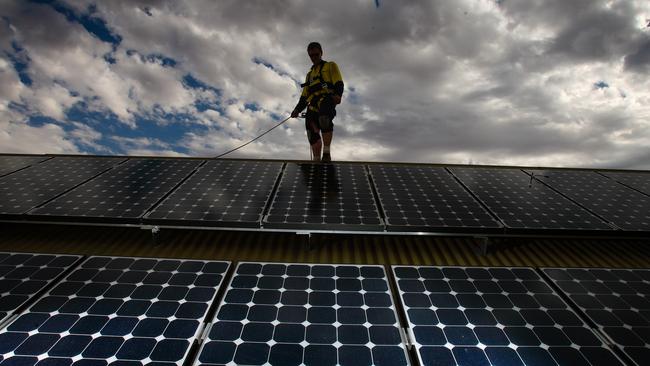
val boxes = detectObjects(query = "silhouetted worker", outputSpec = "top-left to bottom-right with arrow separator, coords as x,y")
291,42 -> 344,162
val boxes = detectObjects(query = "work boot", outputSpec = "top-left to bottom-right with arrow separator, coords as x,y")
322,152 -> 331,163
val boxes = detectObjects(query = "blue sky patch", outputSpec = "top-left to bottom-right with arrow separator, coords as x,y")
594,81 -> 609,89
31,0 -> 122,46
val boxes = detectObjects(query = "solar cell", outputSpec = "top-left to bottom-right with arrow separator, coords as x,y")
543,267 -> 650,366
29,158 -> 202,223
144,160 -> 283,228
394,265 -> 625,366
0,157 -> 124,216
195,262 -> 409,366
599,171 -> 650,196
369,165 -> 502,232
528,169 -> 650,231
0,256 -> 230,365
0,155 -> 50,177
264,163 -> 384,231
450,167 -> 612,232
0,252 -> 81,324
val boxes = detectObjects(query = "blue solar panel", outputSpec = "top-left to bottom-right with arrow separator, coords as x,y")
394,265 -> 624,366
0,256 -> 230,365
145,160 -> 283,228
528,169 -> 650,232
29,159 -> 202,223
195,262 -> 409,366
0,252 -> 81,324
543,267 -> 650,366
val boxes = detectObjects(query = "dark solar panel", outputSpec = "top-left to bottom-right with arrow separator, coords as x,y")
144,160 -> 283,228
450,167 -> 612,232
369,165 -> 502,232
543,267 -> 650,366
29,158 -> 202,223
528,169 -> 650,231
0,155 -> 50,177
0,252 -> 81,324
394,265 -> 624,366
264,163 -> 383,231
0,157 -> 124,216
599,171 -> 650,196
0,256 -> 230,365
196,262 -> 409,366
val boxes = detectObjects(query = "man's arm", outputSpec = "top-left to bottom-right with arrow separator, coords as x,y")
291,96 -> 308,117
330,62 -> 344,104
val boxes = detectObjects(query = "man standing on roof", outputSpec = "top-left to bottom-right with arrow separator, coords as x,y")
291,42 -> 344,162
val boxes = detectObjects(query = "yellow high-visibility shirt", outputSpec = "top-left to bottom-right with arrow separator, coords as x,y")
301,61 -> 344,104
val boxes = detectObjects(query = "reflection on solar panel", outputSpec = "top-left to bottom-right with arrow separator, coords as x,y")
0,157 -> 123,216
543,268 -> 650,366
394,265 -> 624,366
599,171 -> 650,197
0,252 -> 81,324
369,165 -> 502,232
264,163 -> 383,231
528,169 -> 650,231
0,256 -> 230,365
29,159 -> 202,223
196,262 -> 409,366
145,160 -> 283,228
0,155 -> 50,177
450,167 -> 612,232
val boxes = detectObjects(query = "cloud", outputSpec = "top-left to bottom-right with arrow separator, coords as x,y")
0,0 -> 649,170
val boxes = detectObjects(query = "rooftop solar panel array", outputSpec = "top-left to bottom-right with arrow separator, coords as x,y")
196,262 -> 409,366
264,163 -> 383,231
145,160 -> 283,228
29,159 -> 202,223
0,157 -> 124,216
394,265 -> 624,366
450,167 -> 612,232
0,156 -> 50,177
599,171 -> 650,197
369,165 -> 502,232
543,268 -> 650,366
529,169 -> 650,231
0,252 -> 81,324
0,256 -> 230,366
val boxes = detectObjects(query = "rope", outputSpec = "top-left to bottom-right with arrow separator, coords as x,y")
213,116 -> 292,159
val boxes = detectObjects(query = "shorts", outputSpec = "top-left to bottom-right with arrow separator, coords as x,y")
305,95 -> 336,133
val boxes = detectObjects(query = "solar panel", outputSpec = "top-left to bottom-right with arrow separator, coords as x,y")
0,252 -> 81,324
369,165 -> 502,232
599,171 -> 650,196
528,169 -> 650,232
29,158 -> 202,223
264,163 -> 383,231
0,155 -> 50,177
195,262 -> 409,366
144,160 -> 283,228
0,157 -> 124,216
394,265 -> 625,366
0,256 -> 230,365
449,167 -> 612,232
542,267 -> 650,366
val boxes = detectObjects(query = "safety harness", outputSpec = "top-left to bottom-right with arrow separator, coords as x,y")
301,61 -> 335,112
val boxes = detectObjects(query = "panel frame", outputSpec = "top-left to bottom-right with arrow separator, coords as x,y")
0,155 -> 52,178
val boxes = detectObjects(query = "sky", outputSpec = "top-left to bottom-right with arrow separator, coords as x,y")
1,0 -> 649,169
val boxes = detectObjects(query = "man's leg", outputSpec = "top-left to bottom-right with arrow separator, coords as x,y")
319,115 -> 333,162
306,117 -> 322,161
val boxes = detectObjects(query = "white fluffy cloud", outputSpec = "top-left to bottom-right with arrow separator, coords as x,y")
0,0 -> 649,169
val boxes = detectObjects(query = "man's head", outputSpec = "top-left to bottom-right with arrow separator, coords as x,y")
307,42 -> 323,65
